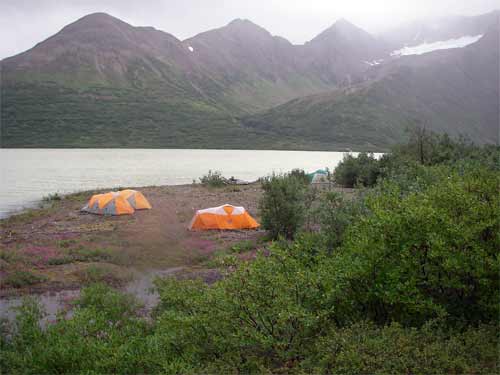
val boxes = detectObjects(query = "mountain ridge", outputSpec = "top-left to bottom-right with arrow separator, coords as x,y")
1,11 -> 498,149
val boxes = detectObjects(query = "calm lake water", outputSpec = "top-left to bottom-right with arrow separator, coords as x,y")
0,149 -> 367,219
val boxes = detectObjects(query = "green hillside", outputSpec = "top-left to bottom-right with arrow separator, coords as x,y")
1,12 -> 498,150
242,25 -> 499,150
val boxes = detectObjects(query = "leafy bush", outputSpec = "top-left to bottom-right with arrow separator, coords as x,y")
334,152 -> 381,187
334,166 -> 500,326
259,172 -> 307,239
302,321 -> 499,374
199,170 -> 227,187
1,284 -> 150,374
289,168 -> 310,185
315,191 -> 367,251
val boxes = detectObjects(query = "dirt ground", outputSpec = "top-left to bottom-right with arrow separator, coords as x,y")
0,184 -> 265,297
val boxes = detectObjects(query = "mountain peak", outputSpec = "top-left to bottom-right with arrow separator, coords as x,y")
68,12 -> 123,27
225,18 -> 270,35
59,12 -> 133,35
325,18 -> 368,36
309,18 -> 377,47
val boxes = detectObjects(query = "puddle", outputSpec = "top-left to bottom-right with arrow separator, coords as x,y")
0,267 -> 184,327
0,289 -> 80,327
123,267 -> 184,311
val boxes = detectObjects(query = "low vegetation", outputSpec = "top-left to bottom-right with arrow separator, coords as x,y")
199,170 -> 227,187
1,132 -> 499,373
3,270 -> 48,288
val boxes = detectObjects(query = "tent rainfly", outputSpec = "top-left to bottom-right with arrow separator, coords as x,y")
118,189 -> 152,210
81,192 -> 135,215
189,204 -> 259,230
307,169 -> 329,183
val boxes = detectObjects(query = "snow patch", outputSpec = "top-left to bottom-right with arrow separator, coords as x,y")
188,46 -> 194,52
364,59 -> 384,66
391,35 -> 483,57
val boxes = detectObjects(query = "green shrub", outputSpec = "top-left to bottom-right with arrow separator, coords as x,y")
315,191 -> 367,251
334,152 -> 381,187
334,166 -> 500,326
289,168 -> 310,185
302,321 -> 499,374
259,173 -> 307,240
199,170 -> 227,187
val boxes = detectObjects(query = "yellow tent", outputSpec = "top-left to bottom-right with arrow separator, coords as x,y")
82,192 -> 135,215
118,189 -> 152,210
189,204 -> 259,230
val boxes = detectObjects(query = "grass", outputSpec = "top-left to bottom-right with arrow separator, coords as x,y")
201,240 -> 257,268
67,247 -> 113,262
74,264 -> 132,285
4,270 -> 48,288
0,248 -> 18,263
57,239 -> 78,249
229,240 -> 256,254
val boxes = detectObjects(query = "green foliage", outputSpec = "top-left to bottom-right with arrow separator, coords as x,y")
289,168 -> 310,185
315,191 -> 367,251
259,172 -> 307,239
334,152 -> 381,187
4,270 -> 48,288
303,321 -> 499,374
335,166 -> 500,326
2,284 -> 151,374
229,240 -> 256,254
199,170 -> 227,188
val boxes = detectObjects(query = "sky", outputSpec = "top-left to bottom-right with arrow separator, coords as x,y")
1,0 -> 499,59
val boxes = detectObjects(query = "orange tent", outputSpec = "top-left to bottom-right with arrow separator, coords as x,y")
81,192 -> 135,215
118,189 -> 152,210
189,204 -> 259,230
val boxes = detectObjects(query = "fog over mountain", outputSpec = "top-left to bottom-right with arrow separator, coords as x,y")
1,9 -> 498,150
2,0 -> 500,59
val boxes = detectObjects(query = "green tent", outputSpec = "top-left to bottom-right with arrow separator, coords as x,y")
307,169 -> 328,183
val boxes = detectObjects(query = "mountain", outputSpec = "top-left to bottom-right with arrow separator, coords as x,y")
300,19 -> 390,85
1,11 -> 498,150
182,19 -> 331,113
242,23 -> 499,150
0,13 -> 388,148
382,10 -> 500,49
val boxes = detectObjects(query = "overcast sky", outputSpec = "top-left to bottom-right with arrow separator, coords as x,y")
1,0 -> 499,59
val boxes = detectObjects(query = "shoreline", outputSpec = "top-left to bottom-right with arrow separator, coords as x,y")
0,183 -> 197,222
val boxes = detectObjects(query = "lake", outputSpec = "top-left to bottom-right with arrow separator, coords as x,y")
0,149 -> 367,218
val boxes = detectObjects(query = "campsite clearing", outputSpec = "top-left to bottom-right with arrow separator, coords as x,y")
0,184 -> 264,297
